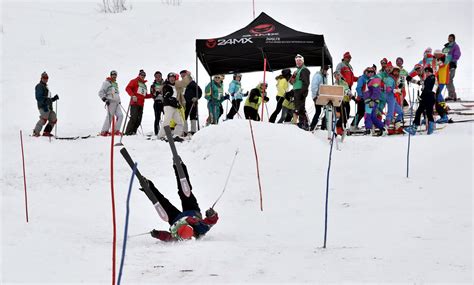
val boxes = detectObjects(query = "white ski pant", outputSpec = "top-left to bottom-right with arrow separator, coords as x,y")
101,102 -> 124,133
158,106 -> 184,138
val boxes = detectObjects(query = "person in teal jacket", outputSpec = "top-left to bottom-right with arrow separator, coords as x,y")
383,63 -> 404,128
205,75 -> 229,124
226,73 -> 247,119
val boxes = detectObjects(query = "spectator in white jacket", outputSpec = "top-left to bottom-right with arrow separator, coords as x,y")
309,65 -> 329,131
98,70 -> 123,136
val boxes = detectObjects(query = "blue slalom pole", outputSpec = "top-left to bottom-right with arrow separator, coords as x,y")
323,104 -> 337,248
117,162 -> 137,285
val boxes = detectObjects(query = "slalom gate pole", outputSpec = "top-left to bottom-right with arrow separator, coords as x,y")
248,120 -> 263,211
260,57 -> 267,121
406,86 -> 415,178
110,117 -> 117,285
211,149 -> 239,209
117,162 -> 137,285
323,107 -> 337,248
19,130 -> 29,223
54,100 -> 58,137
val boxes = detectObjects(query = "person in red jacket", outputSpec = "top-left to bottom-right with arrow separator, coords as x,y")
335,51 -> 358,89
125,70 -> 153,135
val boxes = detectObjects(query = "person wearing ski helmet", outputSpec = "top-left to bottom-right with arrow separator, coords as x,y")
33,71 -> 59,137
125,70 -> 153,135
158,71 -> 192,141
404,66 -> 437,135
98,70 -> 123,136
292,54 -> 311,130
226,73 -> 246,120
143,162 -> 219,242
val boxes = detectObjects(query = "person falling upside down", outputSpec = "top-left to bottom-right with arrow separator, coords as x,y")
142,162 -> 219,241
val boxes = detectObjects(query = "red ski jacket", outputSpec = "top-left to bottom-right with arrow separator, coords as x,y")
125,77 -> 152,106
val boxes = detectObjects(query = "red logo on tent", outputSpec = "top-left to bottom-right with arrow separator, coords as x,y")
249,24 -> 275,35
206,39 -> 217,48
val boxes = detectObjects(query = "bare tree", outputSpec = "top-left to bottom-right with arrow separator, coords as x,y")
101,0 -> 127,13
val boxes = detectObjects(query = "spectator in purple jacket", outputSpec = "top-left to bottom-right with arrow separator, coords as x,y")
443,34 -> 461,101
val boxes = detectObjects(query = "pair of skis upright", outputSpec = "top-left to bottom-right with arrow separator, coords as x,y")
120,126 -> 191,222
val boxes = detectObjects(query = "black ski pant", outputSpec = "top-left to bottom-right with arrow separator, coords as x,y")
310,102 -> 322,131
153,101 -> 164,135
351,99 -> 365,127
125,105 -> 143,135
269,96 -> 285,123
244,106 -> 260,121
185,101 -> 198,120
294,89 -> 308,124
148,163 -> 200,225
413,97 -> 435,126
336,101 -> 350,128
226,99 -> 242,120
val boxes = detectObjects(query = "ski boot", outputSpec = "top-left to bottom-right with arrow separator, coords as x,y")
436,115 -> 449,124
32,130 -> 41,137
100,131 -> 110,137
403,125 -> 418,135
42,131 -> 53,137
114,130 -> 123,136
427,121 -> 435,135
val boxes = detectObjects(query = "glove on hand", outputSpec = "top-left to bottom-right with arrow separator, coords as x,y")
52,94 -> 59,102
205,208 -> 216,218
191,97 -> 198,103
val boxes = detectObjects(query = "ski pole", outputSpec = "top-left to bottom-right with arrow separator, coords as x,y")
20,130 -> 29,223
116,102 -> 131,146
127,231 -> 152,239
211,149 -> 239,209
54,100 -> 58,137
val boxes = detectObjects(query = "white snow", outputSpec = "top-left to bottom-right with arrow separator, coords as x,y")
1,0 -> 473,284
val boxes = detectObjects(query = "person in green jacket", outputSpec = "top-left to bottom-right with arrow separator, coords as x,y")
205,75 -> 228,125
291,54 -> 311,130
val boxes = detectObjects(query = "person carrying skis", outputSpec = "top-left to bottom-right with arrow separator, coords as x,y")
143,162 -> 219,242
291,54 -> 311,130
150,71 -> 165,136
226,73 -> 246,120
363,67 -> 387,136
404,66 -> 437,135
244,82 -> 269,121
309,65 -> 329,131
98,70 -> 123,136
158,71 -> 192,141
125,70 -> 153,135
269,69 -> 291,123
33,71 -> 59,137
442,34 -> 461,101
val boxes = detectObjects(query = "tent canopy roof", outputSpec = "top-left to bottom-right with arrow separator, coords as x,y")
196,12 -> 333,75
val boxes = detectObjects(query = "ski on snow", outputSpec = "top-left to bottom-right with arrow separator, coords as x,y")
164,126 -> 191,197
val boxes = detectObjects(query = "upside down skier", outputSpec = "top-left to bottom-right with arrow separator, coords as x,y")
142,162 -> 219,241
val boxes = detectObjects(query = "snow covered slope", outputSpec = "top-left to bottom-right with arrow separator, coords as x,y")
1,0 -> 473,284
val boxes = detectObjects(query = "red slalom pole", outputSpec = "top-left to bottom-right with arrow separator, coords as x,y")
19,130 -> 29,223
260,57 -> 267,121
110,118 -> 117,284
248,120 -> 263,211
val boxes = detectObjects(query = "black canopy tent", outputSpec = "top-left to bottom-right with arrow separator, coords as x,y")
195,12 -> 333,75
